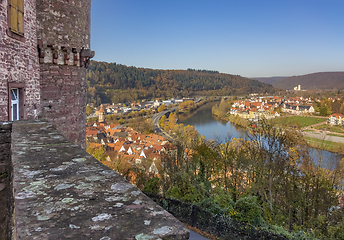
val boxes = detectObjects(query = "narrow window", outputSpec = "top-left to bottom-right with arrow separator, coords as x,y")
9,0 -> 24,36
11,89 -> 19,121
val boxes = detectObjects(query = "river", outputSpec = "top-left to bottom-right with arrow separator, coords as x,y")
179,101 -> 343,172
179,101 -> 247,142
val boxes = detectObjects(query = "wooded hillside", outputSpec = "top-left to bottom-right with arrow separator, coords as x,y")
268,72 -> 344,90
87,61 -> 275,105
252,76 -> 287,85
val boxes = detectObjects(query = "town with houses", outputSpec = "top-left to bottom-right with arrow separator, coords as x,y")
86,104 -> 176,179
86,94 -> 344,180
231,96 -> 317,121
89,98 -> 194,116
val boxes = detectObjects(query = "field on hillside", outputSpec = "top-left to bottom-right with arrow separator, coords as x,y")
272,116 -> 325,128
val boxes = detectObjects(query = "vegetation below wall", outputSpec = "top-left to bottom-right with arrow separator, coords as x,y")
146,118 -> 344,239
86,61 -> 276,105
146,193 -> 289,240
96,110 -> 344,239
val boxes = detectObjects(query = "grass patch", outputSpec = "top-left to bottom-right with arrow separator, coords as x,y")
305,136 -> 344,154
314,124 -> 344,134
273,116 -> 325,128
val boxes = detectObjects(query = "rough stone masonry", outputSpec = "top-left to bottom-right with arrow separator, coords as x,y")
36,0 -> 94,149
0,0 -> 94,148
11,120 -> 189,239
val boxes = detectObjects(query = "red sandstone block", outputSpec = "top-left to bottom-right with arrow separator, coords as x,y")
63,70 -> 71,76
50,70 -> 59,75
49,65 -> 60,70
61,86 -> 72,92
41,71 -> 50,76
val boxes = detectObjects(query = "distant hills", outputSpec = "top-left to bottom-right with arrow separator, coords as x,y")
87,61 -> 276,105
251,77 -> 287,85
253,72 -> 344,90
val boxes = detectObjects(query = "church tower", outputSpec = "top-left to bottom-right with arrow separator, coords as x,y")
98,104 -> 105,123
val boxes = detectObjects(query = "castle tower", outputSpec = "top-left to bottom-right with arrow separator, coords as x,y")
36,0 -> 94,149
98,104 -> 105,123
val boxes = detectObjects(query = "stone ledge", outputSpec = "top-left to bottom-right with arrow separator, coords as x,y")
11,120 -> 189,240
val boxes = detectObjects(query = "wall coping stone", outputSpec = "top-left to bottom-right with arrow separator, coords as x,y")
11,120 -> 189,240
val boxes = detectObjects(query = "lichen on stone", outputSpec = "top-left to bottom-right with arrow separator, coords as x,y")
92,213 -> 112,222
110,183 -> 133,193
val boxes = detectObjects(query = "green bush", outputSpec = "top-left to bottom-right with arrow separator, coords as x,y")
197,198 -> 224,215
166,174 -> 204,203
118,118 -> 125,125
143,177 -> 160,194
213,188 -> 234,209
233,196 -> 263,225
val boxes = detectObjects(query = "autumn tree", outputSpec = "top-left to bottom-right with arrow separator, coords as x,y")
158,104 -> 166,113
86,105 -> 94,116
87,146 -> 107,162
178,100 -> 196,111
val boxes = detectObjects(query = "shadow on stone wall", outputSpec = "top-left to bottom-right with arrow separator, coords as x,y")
146,193 -> 288,240
0,122 -> 13,240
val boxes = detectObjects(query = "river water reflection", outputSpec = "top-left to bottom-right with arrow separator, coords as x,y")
179,101 -> 343,171
179,101 -> 248,142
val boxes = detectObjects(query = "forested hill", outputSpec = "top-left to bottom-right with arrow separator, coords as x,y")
251,76 -> 287,85
87,60 -> 276,105
271,72 -> 344,90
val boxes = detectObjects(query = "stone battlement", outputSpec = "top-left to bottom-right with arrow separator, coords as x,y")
7,120 -> 189,239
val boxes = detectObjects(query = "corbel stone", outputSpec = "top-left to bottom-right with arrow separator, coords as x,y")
80,48 -> 95,68
72,48 -> 79,66
48,45 -> 58,64
61,46 -> 71,65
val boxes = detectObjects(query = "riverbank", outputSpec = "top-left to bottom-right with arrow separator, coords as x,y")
226,112 -> 344,155
178,97 -> 221,120
303,132 -> 344,154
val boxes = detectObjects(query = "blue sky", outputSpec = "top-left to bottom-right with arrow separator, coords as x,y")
91,0 -> 344,78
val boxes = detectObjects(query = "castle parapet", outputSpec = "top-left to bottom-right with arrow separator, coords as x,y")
10,120 -> 189,239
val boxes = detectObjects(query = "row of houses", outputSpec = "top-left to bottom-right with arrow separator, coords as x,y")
282,104 -> 315,115
231,96 -> 283,120
281,97 -> 315,115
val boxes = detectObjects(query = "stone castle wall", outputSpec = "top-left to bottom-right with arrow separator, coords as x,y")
39,64 -> 87,148
36,0 -> 92,148
36,0 -> 91,49
0,0 -> 41,121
